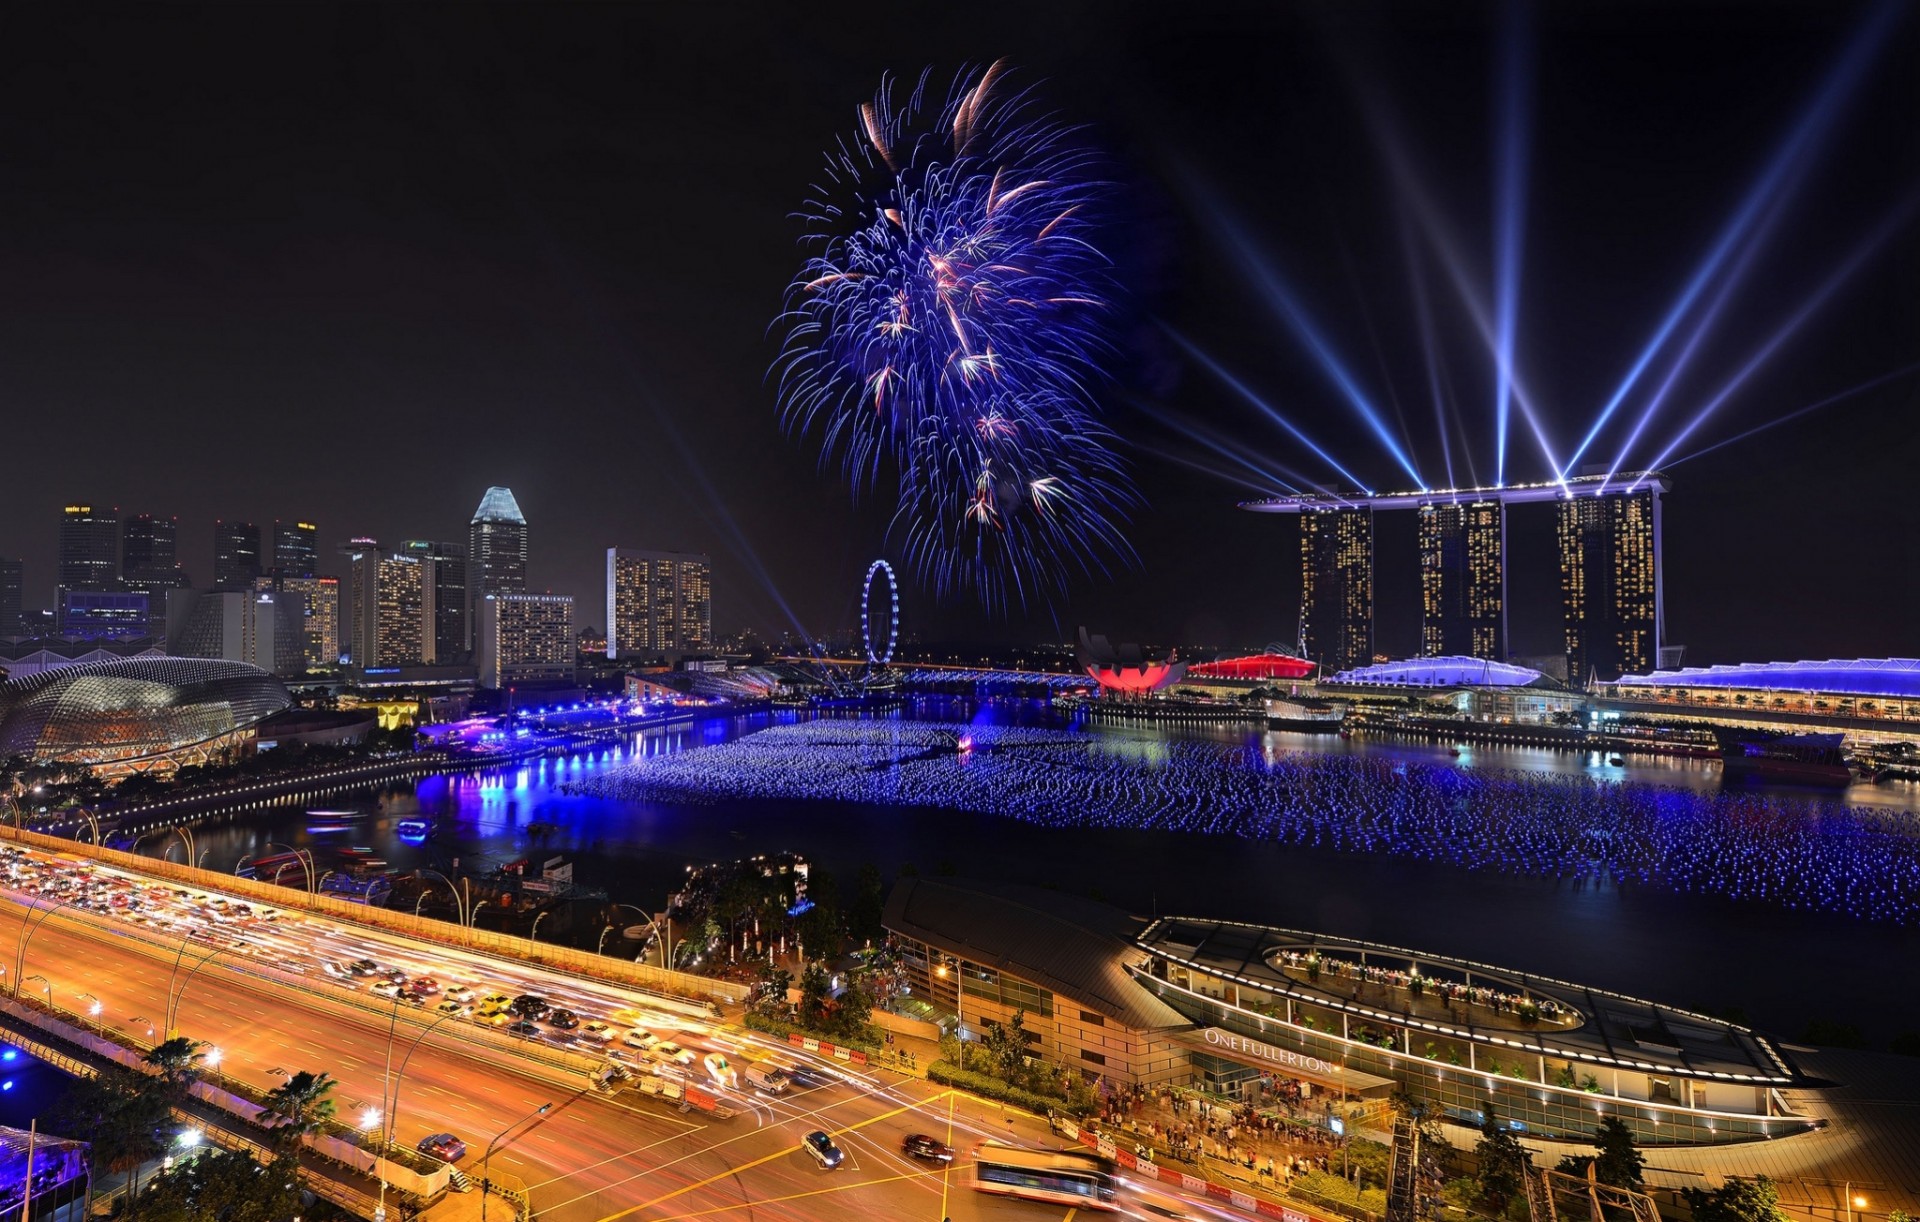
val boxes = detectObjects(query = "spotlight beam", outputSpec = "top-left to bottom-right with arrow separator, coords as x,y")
1125,396 -> 1314,495
1659,361 -> 1920,471
1560,0 -> 1902,477
1492,0 -> 1531,486
1400,205 -> 1457,493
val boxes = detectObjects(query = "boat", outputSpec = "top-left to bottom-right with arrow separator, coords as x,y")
395,819 -> 435,841
1264,697 -> 1347,734
1712,727 -> 1852,788
1608,755 -> 1626,767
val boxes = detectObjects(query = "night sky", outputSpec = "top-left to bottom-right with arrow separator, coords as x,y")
2,2 -> 1914,663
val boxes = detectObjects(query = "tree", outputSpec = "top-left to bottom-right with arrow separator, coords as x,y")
1682,1177 -> 1792,1222
847,863 -> 886,946
1473,1103 -> 1533,1216
263,1070 -> 337,1149
797,962 -> 832,1030
131,1145 -> 302,1222
1590,1117 -> 1645,1192
144,1036 -> 209,1096
51,1066 -> 172,1206
980,1009 -> 1032,1088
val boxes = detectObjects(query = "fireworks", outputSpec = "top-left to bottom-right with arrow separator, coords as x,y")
774,63 -> 1137,610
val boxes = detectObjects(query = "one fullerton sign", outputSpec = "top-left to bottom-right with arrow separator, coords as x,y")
1201,1027 -> 1338,1078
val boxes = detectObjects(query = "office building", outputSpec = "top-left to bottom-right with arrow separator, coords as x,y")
272,520 -> 319,579
476,592 -> 574,689
167,588 -> 304,675
1299,507 -> 1373,673
1418,500 -> 1505,661
255,575 -> 339,671
56,504 -> 120,631
120,513 -> 188,602
606,548 -> 713,659
0,558 -> 22,637
58,590 -> 150,640
1557,485 -> 1665,686
468,488 -> 529,638
403,540 -> 469,663
347,548 -> 424,669
212,520 -> 262,590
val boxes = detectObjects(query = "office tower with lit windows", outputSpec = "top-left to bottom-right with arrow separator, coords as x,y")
56,504 -> 121,632
1418,500 -> 1506,660
120,513 -> 188,602
606,548 -> 713,660
0,558 -> 22,636
477,592 -> 574,688
468,487 -> 528,634
254,574 -> 339,671
346,548 -> 424,669
212,520 -> 262,589
1299,507 -> 1373,673
404,539 -> 470,663
167,588 -> 304,675
272,520 -> 319,578
1556,483 -> 1666,686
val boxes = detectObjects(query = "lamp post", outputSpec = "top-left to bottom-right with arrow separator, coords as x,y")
378,1010 -> 464,1219
167,947 -> 224,1033
79,992 -> 102,1036
416,869 -> 472,942
530,912 -> 549,943
11,893 -> 78,997
1845,1183 -> 1866,1222
480,1102 -> 552,1221
22,974 -> 52,1015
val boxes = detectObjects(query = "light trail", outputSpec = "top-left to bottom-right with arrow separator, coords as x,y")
1657,361 -> 1920,472
1559,0 -> 1903,479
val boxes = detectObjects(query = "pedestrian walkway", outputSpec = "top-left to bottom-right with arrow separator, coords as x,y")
1091,1082 -> 1371,1196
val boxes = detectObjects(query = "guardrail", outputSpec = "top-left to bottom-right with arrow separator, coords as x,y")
4,822 -> 747,1011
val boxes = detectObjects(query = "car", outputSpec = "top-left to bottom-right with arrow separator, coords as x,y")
509,995 -> 550,1019
901,1135 -> 954,1163
320,962 -> 349,979
410,977 -> 442,995
651,1041 -> 694,1065
480,993 -> 510,1007
437,1000 -> 474,1017
417,1133 -> 468,1162
474,1011 -> 511,1027
545,1009 -> 579,1030
369,981 -> 400,997
701,1053 -> 735,1087
580,1021 -> 615,1042
398,990 -> 429,1007
622,1028 -> 658,1050
507,1020 -> 542,1038
803,1130 -> 844,1170
379,967 -> 408,984
347,959 -> 380,977
443,985 -> 474,1002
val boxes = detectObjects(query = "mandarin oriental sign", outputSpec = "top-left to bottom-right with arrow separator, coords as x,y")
1202,1027 -> 1337,1077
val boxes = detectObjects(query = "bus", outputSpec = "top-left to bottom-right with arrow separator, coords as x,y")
971,1142 -> 1120,1211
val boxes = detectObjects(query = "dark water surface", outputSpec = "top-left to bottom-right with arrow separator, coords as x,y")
160,702 -> 1920,1045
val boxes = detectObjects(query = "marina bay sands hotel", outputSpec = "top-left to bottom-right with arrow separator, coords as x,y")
1242,471 -> 1670,687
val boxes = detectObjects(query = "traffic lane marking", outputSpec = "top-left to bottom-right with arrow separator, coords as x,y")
644,1163 -> 953,1221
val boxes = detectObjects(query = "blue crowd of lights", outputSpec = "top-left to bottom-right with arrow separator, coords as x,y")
572,720 -> 1920,925
1612,658 -> 1920,701
1323,656 -> 1547,688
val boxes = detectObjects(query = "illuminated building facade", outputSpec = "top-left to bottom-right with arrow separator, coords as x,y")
0,558 -> 24,636
606,548 -> 712,659
468,487 -> 529,635
1418,500 -> 1505,660
1557,485 -> 1664,686
1300,508 -> 1373,673
120,513 -> 188,601
404,539 -> 469,662
272,520 -> 319,578
347,549 -> 424,669
56,504 -> 120,631
167,589 -> 304,675
477,592 -> 574,688
58,590 -> 149,641
255,575 -> 338,670
212,519 -> 262,589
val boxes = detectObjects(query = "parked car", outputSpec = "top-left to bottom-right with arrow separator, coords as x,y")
901,1134 -> 954,1163
418,1133 -> 467,1162
803,1130 -> 844,1170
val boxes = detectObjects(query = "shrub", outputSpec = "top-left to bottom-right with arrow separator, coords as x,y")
926,1061 -> 1084,1116
741,1010 -> 881,1052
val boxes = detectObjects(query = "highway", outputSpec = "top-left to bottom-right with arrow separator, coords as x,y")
0,843 -> 1254,1222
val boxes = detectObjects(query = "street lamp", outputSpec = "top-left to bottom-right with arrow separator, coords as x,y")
1845,1183 -> 1867,1222
22,975 -> 52,1015
80,992 -> 102,1036
480,1102 -> 552,1221
11,893 -> 78,997
167,946 -> 225,1033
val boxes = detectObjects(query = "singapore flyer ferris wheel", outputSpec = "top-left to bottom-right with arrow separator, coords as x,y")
861,560 -> 899,666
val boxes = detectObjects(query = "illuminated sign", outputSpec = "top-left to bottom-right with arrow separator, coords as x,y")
297,522 -> 317,530
1200,1027 -> 1338,1077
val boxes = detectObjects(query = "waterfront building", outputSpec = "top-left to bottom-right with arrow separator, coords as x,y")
1556,484 -> 1665,686
59,590 -> 150,640
346,548 -> 424,669
119,513 -> 188,602
1075,627 -> 1186,694
468,487 -> 529,632
1597,657 -> 1920,743
1322,656 -> 1579,724
403,539 -> 470,662
476,592 -> 574,689
0,558 -> 22,636
212,519 -> 263,590
257,575 -> 340,670
272,520 -> 319,578
1418,500 -> 1505,661
605,548 -> 712,659
56,504 -> 120,631
1300,507 -> 1373,673
0,639 -> 168,682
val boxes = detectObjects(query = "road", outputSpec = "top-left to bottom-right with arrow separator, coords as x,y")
0,843 -> 1252,1222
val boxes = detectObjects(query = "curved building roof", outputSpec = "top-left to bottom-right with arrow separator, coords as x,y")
471,486 -> 526,524
1190,653 -> 1316,681
1613,658 -> 1920,700
0,658 -> 291,764
1325,656 -> 1548,688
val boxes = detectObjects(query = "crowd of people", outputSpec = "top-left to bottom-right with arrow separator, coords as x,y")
1274,950 -> 1573,1022
571,720 -> 1920,925
1091,1081 -> 1349,1185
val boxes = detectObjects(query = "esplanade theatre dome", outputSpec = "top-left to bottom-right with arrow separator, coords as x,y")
0,658 -> 291,777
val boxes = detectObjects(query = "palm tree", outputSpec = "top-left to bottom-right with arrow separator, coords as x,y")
263,1070 -> 337,1149
143,1036 -> 208,1093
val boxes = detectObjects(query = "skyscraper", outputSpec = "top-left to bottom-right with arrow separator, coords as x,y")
121,513 -> 188,601
468,487 -> 528,635
167,588 -> 304,675
403,540 -> 469,663
272,520 -> 319,579
477,593 -> 574,688
255,574 -> 339,671
1300,507 -> 1373,673
1418,500 -> 1506,660
212,520 -> 262,589
347,548 -> 424,669
1557,484 -> 1666,686
606,548 -> 713,660
0,558 -> 24,636
57,504 -> 120,632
